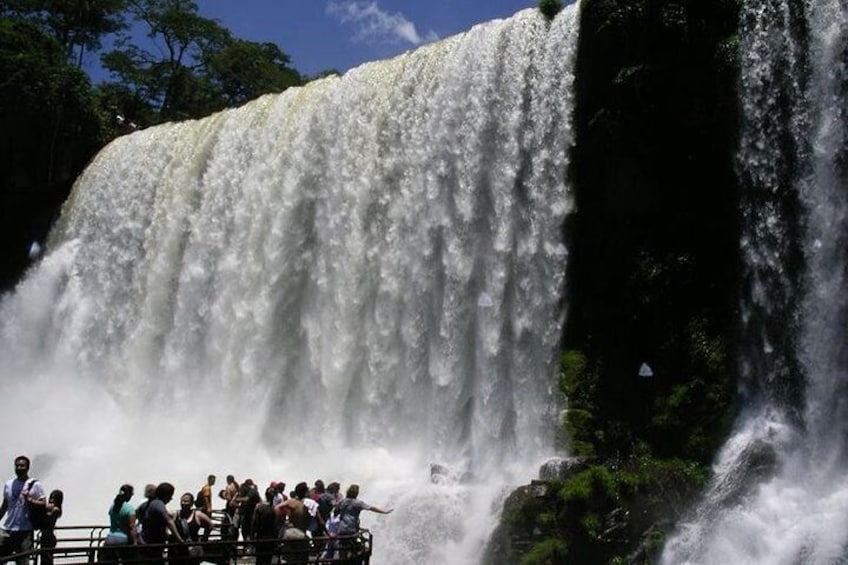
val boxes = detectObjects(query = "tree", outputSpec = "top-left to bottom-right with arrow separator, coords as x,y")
102,0 -> 302,123
0,17 -> 105,289
538,0 -> 562,20
0,0 -> 127,67
101,0 -> 227,120
205,39 -> 302,107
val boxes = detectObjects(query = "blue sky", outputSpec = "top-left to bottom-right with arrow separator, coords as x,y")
87,1 -> 540,80
202,0 -> 539,76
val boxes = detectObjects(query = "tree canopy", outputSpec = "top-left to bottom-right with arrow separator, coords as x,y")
0,0 -> 307,290
1,0 -> 127,66
102,0 -> 302,122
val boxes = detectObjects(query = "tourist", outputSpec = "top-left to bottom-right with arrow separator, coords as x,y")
271,482 -> 287,507
294,482 -> 320,537
316,482 -> 340,533
138,483 -> 184,562
251,487 -> 279,565
0,456 -> 46,565
174,493 -> 213,543
310,480 -> 325,501
220,475 -> 239,520
319,506 -> 342,562
335,484 -> 393,562
171,493 -> 212,565
38,490 -> 63,565
275,493 -> 309,540
275,494 -> 310,563
219,475 -> 240,542
99,484 -> 137,564
196,475 -> 215,515
234,479 -> 260,541
336,484 -> 392,536
134,484 -> 156,533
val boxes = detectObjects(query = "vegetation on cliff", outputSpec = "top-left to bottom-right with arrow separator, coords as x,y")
497,0 -> 743,561
538,0 -> 564,20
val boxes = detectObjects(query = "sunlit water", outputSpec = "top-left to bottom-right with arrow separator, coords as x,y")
663,1 -> 848,563
0,7 -> 579,564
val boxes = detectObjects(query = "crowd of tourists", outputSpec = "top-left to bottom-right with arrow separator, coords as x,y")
0,455 -> 393,564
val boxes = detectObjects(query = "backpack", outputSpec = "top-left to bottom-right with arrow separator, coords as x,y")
195,489 -> 205,509
25,480 -> 48,531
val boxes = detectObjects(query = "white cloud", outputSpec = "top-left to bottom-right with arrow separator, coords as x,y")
327,1 -> 439,46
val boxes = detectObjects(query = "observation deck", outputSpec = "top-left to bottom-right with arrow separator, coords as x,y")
7,519 -> 373,565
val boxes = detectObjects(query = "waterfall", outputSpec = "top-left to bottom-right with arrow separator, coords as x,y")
0,6 -> 579,564
664,1 -> 848,563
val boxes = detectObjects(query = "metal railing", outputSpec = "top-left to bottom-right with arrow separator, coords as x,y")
3,523 -> 372,565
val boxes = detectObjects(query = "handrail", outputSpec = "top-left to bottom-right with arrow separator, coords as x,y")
9,524 -> 373,565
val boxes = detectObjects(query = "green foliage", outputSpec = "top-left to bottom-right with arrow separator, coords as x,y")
205,39 -> 302,107
501,484 -> 560,532
0,16 -> 107,289
101,0 -> 302,123
101,0 -> 227,120
0,0 -> 127,65
580,512 -> 602,539
545,459 -> 706,559
563,408 -> 596,456
647,317 -> 735,461
520,538 -> 568,565
559,466 -> 617,507
0,0 -> 308,289
646,528 -> 665,550
537,0 -> 562,20
560,350 -> 588,398
559,350 -> 601,455
715,35 -> 740,70
537,511 -> 557,529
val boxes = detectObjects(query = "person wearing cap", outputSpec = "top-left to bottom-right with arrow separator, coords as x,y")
271,482 -> 287,507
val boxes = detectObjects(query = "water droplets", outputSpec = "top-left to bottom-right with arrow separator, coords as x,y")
477,292 -> 494,308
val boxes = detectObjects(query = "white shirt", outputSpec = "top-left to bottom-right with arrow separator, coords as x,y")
3,478 -> 45,531
303,498 -> 318,517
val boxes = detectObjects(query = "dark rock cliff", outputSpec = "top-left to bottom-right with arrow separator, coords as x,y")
491,0 -> 743,562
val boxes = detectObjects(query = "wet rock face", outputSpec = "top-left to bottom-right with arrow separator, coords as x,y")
538,456 -> 594,481
484,481 -> 556,565
429,463 -> 474,485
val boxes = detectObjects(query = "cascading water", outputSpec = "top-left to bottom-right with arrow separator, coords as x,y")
664,1 -> 848,563
0,6 -> 579,564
